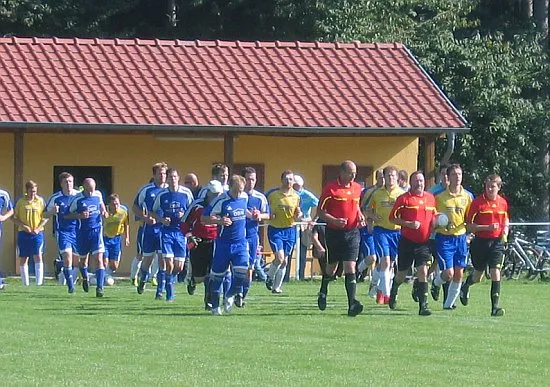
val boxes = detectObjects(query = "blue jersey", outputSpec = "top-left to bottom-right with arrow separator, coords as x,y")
69,191 -> 104,230
245,189 -> 269,237
196,183 -> 229,201
152,185 -> 194,231
46,189 -> 79,233
134,182 -> 167,234
0,189 -> 13,230
296,188 -> 319,219
204,191 -> 248,242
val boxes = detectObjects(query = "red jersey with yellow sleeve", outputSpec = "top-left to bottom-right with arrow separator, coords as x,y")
319,178 -> 362,230
466,193 -> 509,239
389,191 -> 436,243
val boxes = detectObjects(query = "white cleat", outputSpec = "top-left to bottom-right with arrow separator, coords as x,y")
224,296 -> 235,313
211,307 -> 223,316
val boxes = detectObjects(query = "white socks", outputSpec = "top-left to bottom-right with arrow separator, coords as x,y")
444,281 -> 461,308
20,264 -> 29,286
357,259 -> 368,273
379,269 -> 391,296
273,266 -> 286,291
34,262 -> 43,285
151,255 -> 159,278
267,263 -> 280,279
130,257 -> 141,279
434,273 -> 445,286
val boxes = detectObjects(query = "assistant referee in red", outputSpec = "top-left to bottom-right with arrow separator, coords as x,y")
317,160 -> 366,316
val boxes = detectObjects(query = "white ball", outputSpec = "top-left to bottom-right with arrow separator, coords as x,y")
437,213 -> 449,227
105,276 -> 115,286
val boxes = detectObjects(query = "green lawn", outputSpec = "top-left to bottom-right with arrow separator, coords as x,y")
0,277 -> 549,386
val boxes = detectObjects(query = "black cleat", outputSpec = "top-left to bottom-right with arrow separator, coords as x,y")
347,299 -> 364,317
96,287 -> 104,298
443,304 -> 457,310
419,306 -> 432,316
187,282 -> 196,295
491,307 -> 505,317
389,293 -> 397,310
430,280 -> 440,301
235,294 -> 245,308
82,279 -> 89,293
459,283 -> 469,306
265,277 -> 273,291
204,302 -> 212,311
317,293 -> 327,311
411,280 -> 419,302
137,280 -> 145,295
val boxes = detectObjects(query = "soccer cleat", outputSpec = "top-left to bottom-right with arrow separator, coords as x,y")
155,294 -> 163,300
82,279 -> 89,293
411,280 -> 419,302
96,287 -> 104,298
0,283 -> 5,291
419,306 -> 432,316
491,308 -> 505,317
347,299 -> 364,317
132,277 -> 139,287
430,280 -> 440,301
68,287 -> 75,294
223,296 -> 234,313
272,288 -> 282,294
265,277 -> 273,291
443,304 -> 456,310
204,302 -> 213,311
389,293 -> 397,310
459,283 -> 469,306
235,294 -> 245,308
151,277 -> 158,286
383,296 -> 390,305
317,293 -> 327,311
368,283 -> 377,298
376,290 -> 384,305
211,307 -> 223,316
187,281 -> 196,296
137,280 -> 145,294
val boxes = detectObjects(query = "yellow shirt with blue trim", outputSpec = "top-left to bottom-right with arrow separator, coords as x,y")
368,185 -> 405,230
14,195 -> 46,232
267,188 -> 301,229
435,187 -> 472,236
103,206 -> 129,238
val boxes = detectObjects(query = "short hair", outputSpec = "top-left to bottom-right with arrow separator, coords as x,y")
339,160 -> 355,172
398,169 -> 408,182
485,174 -> 503,188
166,167 -> 179,176
446,163 -> 462,176
383,165 -> 398,176
409,170 -> 424,183
25,180 -> 37,191
241,166 -> 256,176
439,163 -> 451,174
152,162 -> 168,175
58,172 -> 73,183
280,169 -> 293,180
212,163 -> 229,176
109,193 -> 120,202
230,174 -> 246,187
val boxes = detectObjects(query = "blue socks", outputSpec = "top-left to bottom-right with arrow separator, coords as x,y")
79,266 -> 89,281
242,278 -> 252,298
222,270 -> 232,298
63,266 -> 74,291
96,268 -> 105,290
227,270 -> 247,299
210,274 -> 224,309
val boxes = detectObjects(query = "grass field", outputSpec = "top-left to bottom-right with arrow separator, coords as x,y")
1,277 -> 549,386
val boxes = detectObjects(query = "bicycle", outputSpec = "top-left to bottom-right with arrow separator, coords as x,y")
502,231 -> 550,280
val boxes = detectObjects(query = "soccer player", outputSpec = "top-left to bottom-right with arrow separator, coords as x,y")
366,166 -> 406,304
0,187 -> 14,289
134,162 -> 168,294
201,174 -> 249,315
388,171 -> 437,315
239,166 -> 269,306
433,164 -> 473,309
103,194 -> 130,285
45,172 -> 79,293
265,170 -> 302,293
67,178 -> 108,297
13,181 -> 48,286
183,173 -> 201,198
461,174 -> 509,316
180,180 -> 223,309
317,160 -> 366,316
151,168 -> 194,301
195,163 -> 229,200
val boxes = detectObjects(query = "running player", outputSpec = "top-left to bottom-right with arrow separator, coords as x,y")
103,193 -> 130,285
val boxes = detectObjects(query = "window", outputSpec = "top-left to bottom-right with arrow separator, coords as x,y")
321,165 -> 373,189
53,166 -> 113,197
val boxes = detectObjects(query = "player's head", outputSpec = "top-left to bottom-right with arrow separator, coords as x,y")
242,166 -> 257,192
409,171 -> 425,194
280,169 -> 294,189
205,180 -> 223,201
25,180 -> 38,198
398,170 -> 408,188
109,193 -> 121,211
339,160 -> 357,185
166,168 -> 179,188
229,174 -> 246,195
375,169 -> 384,187
293,175 -> 304,191
183,173 -> 199,190
58,172 -> 74,192
446,164 -> 463,188
484,174 -> 502,199
152,162 -> 168,186
438,164 -> 450,186
212,163 -> 229,186
82,178 -> 96,194
383,165 -> 398,188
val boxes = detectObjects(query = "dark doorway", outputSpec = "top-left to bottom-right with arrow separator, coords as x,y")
53,166 -> 113,198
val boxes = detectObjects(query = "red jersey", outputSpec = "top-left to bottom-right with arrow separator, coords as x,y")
180,201 -> 218,240
389,191 -> 436,243
319,178 -> 362,230
466,193 -> 509,239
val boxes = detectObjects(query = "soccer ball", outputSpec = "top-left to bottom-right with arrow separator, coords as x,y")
105,276 -> 115,286
437,213 -> 449,227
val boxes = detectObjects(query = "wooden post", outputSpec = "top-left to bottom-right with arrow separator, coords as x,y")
13,130 -> 24,274
224,133 -> 234,172
424,135 -> 436,188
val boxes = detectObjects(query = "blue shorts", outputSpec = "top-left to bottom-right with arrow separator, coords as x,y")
160,229 -> 186,260
142,228 -> 161,256
247,234 -> 259,267
373,227 -> 400,261
360,228 -> 375,257
77,227 -> 105,256
267,226 -> 296,256
17,231 -> 44,257
435,233 -> 468,270
211,239 -> 249,273
136,225 -> 144,255
56,230 -> 77,255
104,235 -> 122,261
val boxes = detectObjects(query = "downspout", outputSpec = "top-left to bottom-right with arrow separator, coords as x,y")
439,132 -> 455,183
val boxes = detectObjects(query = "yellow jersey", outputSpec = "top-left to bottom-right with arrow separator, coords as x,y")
267,188 -> 301,229
435,187 -> 473,236
14,195 -> 46,232
368,185 -> 405,230
103,205 -> 129,238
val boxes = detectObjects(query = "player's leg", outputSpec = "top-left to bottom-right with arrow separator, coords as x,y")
459,237 -> 486,306
415,246 -> 432,316
209,240 -> 231,315
239,236 -> 257,306
32,232 -> 44,286
93,230 -> 106,297
489,247 -> 505,316
265,226 -> 283,289
59,232 -> 75,292
130,226 -> 144,285
389,237 -> 413,310
223,241 -> 249,313
18,231 -> 31,286
272,227 -> 296,293
444,235 -> 467,309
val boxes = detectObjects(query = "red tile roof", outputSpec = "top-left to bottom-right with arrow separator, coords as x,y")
0,37 -> 467,133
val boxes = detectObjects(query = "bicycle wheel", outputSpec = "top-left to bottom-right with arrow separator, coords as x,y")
502,248 -> 521,280
523,248 -> 540,281
537,257 -> 550,281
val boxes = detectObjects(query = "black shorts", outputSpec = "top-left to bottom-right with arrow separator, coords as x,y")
470,237 -> 504,271
189,239 -> 214,278
397,237 -> 432,272
325,227 -> 360,264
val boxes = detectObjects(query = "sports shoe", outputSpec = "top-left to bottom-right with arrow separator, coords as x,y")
272,288 -> 282,294
430,280 -> 440,301
155,294 -> 163,300
96,287 -> 104,298
419,306 -> 432,316
151,277 -> 158,286
137,280 -> 145,294
235,294 -> 245,308
204,302 -> 212,311
376,290 -> 384,305
459,283 -> 469,306
68,287 -> 75,294
389,293 -> 397,310
0,283 -> 6,291
187,281 -> 196,296
411,280 -> 419,302
443,304 -> 456,310
132,277 -> 139,287
317,293 -> 327,311
265,277 -> 273,291
383,295 -> 390,305
211,307 -> 223,316
224,296 -> 234,313
82,279 -> 89,293
347,299 -> 364,317
491,307 -> 505,317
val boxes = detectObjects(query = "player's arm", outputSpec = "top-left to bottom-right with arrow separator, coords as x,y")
201,200 -> 231,226
124,212 -> 130,246
0,207 -> 14,222
389,197 -> 418,229
151,194 -> 169,226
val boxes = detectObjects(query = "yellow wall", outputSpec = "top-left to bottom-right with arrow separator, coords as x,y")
0,132 -> 418,275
